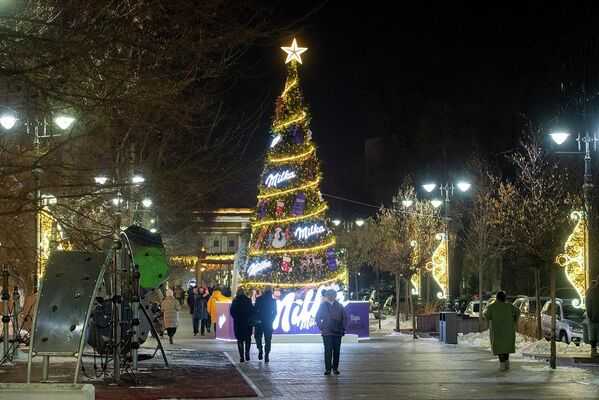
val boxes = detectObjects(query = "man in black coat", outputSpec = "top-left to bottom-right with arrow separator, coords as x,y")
315,289 -> 347,375
230,287 -> 254,362
254,287 -> 278,363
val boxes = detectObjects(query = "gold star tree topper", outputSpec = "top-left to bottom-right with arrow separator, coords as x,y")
281,38 -> 308,64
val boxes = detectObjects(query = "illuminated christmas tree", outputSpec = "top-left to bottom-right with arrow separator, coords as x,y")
243,38 -> 345,288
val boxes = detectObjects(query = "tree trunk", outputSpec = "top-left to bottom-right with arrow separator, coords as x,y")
411,287 -> 417,339
377,269 -> 382,330
395,273 -> 401,332
535,268 -> 542,340
404,277 -> 410,321
550,264 -> 556,369
478,256 -> 483,332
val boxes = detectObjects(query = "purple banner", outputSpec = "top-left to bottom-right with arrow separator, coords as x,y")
216,301 -> 369,340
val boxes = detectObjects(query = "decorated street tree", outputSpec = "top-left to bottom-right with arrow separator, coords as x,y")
242,39 -> 344,288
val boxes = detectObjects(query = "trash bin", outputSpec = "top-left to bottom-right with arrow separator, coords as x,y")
439,312 -> 457,344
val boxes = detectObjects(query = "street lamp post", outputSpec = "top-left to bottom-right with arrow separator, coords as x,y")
550,129 -> 595,288
422,181 -> 471,308
0,110 -> 76,291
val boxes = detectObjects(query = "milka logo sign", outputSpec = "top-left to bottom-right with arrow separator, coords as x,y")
272,285 -> 348,333
265,170 -> 296,188
294,224 -> 326,241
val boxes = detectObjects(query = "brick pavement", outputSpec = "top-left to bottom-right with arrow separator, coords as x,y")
156,311 -> 599,399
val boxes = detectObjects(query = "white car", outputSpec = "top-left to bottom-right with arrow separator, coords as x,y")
541,298 -> 585,345
464,300 -> 488,318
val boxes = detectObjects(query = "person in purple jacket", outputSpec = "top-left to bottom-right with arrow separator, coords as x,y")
315,289 -> 347,375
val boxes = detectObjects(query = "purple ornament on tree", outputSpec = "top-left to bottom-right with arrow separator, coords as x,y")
326,248 -> 337,271
258,200 -> 268,219
292,126 -> 304,144
291,193 -> 306,216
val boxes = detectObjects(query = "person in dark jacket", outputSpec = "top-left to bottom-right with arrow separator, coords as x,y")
586,279 -> 599,357
315,289 -> 347,375
230,287 -> 254,362
253,287 -> 277,363
192,287 -> 209,336
187,285 -> 195,314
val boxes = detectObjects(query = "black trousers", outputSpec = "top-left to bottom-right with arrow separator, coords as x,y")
166,327 -> 177,337
192,317 -> 200,334
201,318 -> 210,334
498,353 -> 509,362
237,336 -> 251,360
322,335 -> 342,372
254,324 -> 273,355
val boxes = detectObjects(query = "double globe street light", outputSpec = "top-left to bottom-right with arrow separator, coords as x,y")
0,108 -> 76,290
421,180 -> 472,306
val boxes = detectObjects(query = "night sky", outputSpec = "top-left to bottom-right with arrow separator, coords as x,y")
227,2 -> 599,218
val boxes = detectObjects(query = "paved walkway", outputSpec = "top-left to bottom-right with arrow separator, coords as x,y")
148,310 -> 599,399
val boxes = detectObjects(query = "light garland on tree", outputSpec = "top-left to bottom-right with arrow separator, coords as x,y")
257,177 -> 321,200
269,145 -> 315,163
249,237 -> 336,256
410,240 -> 420,296
556,211 -> 587,309
242,267 -> 348,289
252,203 -> 328,228
273,111 -> 308,132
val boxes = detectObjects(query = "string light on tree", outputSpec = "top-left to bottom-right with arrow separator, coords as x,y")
556,211 -> 588,308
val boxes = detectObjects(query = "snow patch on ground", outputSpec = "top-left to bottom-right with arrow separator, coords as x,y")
459,329 -> 594,358
369,314 -> 413,336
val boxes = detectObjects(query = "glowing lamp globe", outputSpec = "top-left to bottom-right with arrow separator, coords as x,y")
355,219 -> 365,227
0,114 -> 17,130
142,198 -> 153,208
53,115 -> 75,130
131,175 -> 145,184
550,131 -> 570,145
401,199 -> 414,208
332,219 -> 341,226
431,199 -> 443,208
422,183 -> 436,193
456,181 -> 472,192
94,176 -> 109,185
150,228 -> 157,233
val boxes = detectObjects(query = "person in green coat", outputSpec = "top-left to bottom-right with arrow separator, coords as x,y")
483,291 -> 520,371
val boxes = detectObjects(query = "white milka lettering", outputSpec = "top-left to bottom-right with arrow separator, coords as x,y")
265,170 -> 296,188
294,224 -> 326,240
272,285 -> 349,332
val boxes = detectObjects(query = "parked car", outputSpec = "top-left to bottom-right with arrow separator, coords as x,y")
541,298 -> 585,345
464,300 -> 488,318
512,296 -> 549,337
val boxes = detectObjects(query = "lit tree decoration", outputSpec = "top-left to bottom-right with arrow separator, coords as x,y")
556,211 -> 588,308
243,39 -> 343,287
426,233 -> 448,299
410,240 -> 421,296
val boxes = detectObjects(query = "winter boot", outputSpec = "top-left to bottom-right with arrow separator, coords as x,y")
499,361 -> 507,371
169,336 -> 174,345
258,347 -> 263,360
265,353 -> 270,363
505,360 -> 510,370
245,351 -> 251,361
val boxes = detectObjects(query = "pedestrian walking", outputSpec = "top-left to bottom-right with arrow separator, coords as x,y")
187,285 -> 195,313
585,279 -> 599,357
192,287 -> 209,336
199,287 -> 211,335
174,285 -> 185,306
254,287 -> 277,363
315,289 -> 347,375
230,287 -> 254,362
208,288 -> 230,332
161,289 -> 180,344
483,290 -> 520,371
